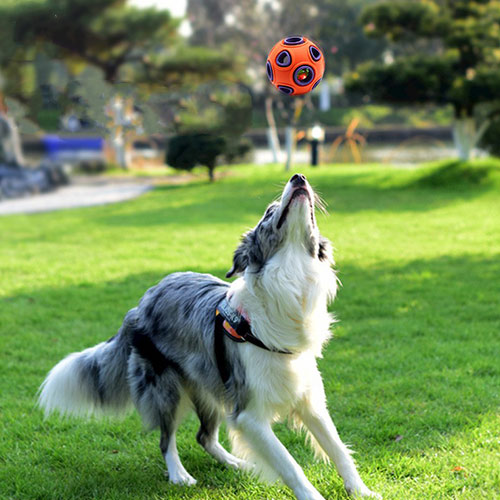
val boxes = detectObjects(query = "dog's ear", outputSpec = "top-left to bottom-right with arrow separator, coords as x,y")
318,236 -> 334,264
226,231 -> 253,278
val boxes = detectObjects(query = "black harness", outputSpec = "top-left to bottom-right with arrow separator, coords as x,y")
214,297 -> 291,384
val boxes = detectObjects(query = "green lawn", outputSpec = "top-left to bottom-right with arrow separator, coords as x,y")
1,161 -> 499,500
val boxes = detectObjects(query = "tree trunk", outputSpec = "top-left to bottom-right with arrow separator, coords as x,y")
452,117 -> 489,162
453,118 -> 474,161
265,97 -> 280,163
207,165 -> 215,182
284,99 -> 304,172
284,126 -> 294,172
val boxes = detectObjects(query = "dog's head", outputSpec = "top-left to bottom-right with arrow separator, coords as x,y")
226,174 -> 333,278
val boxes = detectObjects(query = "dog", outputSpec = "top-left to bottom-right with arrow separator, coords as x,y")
39,173 -> 380,500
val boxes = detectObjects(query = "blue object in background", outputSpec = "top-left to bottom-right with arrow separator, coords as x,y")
42,135 -> 105,163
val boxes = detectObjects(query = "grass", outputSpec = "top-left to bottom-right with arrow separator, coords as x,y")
0,160 -> 499,500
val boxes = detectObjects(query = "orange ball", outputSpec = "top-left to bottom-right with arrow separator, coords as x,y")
266,36 -> 325,96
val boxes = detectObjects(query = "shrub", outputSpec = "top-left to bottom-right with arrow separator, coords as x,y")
166,133 -> 226,182
480,117 -> 500,158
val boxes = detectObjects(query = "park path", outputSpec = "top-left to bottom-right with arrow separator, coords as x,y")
0,176 -> 154,216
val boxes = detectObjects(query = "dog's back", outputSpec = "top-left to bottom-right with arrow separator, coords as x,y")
39,272 -> 232,421
134,271 -> 229,361
127,272 -> 240,427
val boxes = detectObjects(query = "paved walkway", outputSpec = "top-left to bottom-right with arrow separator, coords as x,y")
0,176 -> 154,216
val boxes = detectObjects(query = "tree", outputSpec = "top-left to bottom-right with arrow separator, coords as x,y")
167,83 -> 253,181
187,0 -> 384,74
480,116 -> 500,157
3,0 -> 177,83
2,0 -> 242,88
314,0 -> 387,75
167,133 -> 226,182
345,0 -> 500,161
187,0 -> 388,167
0,0 -> 243,168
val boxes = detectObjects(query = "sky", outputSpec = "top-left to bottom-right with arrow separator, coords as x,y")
128,0 -> 191,35
128,0 -> 187,17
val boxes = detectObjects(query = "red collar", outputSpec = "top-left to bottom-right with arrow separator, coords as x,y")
215,297 -> 291,354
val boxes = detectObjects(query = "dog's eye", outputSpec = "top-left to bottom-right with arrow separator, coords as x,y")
263,207 -> 275,220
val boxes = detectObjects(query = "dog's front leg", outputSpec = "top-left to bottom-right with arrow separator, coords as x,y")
296,376 -> 381,498
299,406 -> 381,498
234,411 -> 326,500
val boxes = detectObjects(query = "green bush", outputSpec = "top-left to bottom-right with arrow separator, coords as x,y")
166,133 -> 226,182
480,117 -> 500,157
223,136 -> 252,164
36,109 -> 60,131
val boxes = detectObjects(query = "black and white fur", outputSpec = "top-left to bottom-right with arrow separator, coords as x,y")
39,174 -> 380,499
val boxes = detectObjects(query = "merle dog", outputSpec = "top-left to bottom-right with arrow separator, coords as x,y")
39,174 -> 380,499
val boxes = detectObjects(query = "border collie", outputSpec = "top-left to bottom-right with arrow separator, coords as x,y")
39,174 -> 380,499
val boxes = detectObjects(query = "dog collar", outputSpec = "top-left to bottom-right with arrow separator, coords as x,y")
215,298 -> 291,354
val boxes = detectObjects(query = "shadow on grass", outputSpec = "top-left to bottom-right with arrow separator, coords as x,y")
95,177 -> 278,228
1,255 -> 499,498
0,267 -> 229,359
410,159 -> 499,188
325,254 -> 500,453
317,160 -> 500,214
92,161 -> 500,230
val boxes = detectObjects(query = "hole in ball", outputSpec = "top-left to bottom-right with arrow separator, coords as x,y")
266,61 -> 273,81
293,65 -> 315,86
312,78 -> 322,90
284,36 -> 305,45
309,46 -> 321,61
278,85 -> 294,95
276,50 -> 291,67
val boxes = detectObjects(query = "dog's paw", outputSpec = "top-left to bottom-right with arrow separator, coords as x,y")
345,482 -> 381,499
167,470 -> 197,486
225,455 -> 249,470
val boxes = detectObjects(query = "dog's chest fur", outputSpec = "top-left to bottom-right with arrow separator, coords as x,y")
228,243 -> 336,419
243,348 -> 318,420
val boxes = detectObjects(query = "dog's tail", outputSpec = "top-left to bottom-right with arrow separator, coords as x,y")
38,309 -> 137,418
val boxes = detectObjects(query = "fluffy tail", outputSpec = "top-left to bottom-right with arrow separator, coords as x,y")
38,310 -> 136,418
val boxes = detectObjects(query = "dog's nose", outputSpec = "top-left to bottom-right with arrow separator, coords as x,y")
290,174 -> 306,186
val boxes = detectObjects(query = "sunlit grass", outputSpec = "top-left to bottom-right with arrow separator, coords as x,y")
1,160 -> 499,499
